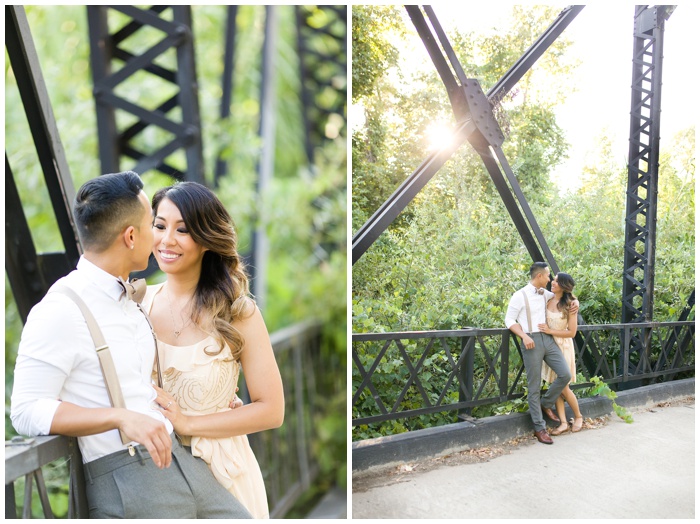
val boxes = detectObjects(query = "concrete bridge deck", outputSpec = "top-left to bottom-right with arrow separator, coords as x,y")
351,382 -> 695,519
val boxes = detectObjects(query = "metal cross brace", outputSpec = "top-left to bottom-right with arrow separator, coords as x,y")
352,5 -> 585,270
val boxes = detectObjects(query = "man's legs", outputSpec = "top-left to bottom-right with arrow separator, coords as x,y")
540,334 -> 572,409
521,336 -> 547,432
84,434 -> 251,519
86,447 -> 198,518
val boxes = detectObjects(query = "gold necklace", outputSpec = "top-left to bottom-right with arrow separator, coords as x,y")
165,284 -> 193,338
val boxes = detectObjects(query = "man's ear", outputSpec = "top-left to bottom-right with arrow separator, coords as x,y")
122,225 -> 136,249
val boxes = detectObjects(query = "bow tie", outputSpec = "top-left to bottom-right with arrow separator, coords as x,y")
535,287 -> 545,295
117,277 -> 147,303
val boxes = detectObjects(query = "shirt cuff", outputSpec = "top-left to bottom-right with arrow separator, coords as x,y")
26,398 -> 62,436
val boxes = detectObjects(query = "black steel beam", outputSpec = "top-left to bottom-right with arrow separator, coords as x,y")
423,6 -> 469,86
215,5 -> 239,184
86,6 -> 119,172
6,157 -> 47,323
295,5 -> 347,164
5,6 -> 82,322
352,5 -> 583,265
172,7 -> 204,183
353,120 -> 475,264
87,6 -> 204,183
621,5 -> 673,325
295,6 -> 315,165
487,5 -> 584,103
404,5 -> 468,122
491,146 -> 559,273
5,6 -> 81,260
476,149 -> 548,268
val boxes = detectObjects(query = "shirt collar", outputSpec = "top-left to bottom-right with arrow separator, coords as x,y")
527,282 -> 548,295
76,256 -> 126,302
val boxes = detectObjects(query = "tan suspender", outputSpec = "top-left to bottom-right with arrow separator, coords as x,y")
521,290 -> 547,333
52,285 -> 162,445
521,290 -> 532,333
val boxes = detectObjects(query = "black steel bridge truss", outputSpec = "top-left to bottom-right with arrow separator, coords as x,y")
352,5 -> 694,428
6,4 -> 346,320
87,6 -> 205,183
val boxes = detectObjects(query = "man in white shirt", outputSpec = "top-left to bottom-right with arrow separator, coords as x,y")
505,262 -> 577,444
11,171 -> 251,518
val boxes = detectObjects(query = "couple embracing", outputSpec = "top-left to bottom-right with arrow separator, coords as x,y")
11,171 -> 282,518
505,262 -> 584,444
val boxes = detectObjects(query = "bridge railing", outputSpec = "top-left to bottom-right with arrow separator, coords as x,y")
5,320 -> 328,519
352,321 -> 695,428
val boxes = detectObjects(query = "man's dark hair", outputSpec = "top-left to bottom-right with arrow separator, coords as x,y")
73,171 -> 145,252
529,261 -> 549,279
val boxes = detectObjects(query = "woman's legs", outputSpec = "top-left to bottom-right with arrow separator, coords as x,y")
551,394 -> 568,435
561,385 -> 584,431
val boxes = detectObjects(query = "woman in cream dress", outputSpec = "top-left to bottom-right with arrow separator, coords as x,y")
539,272 -> 584,435
145,182 -> 284,518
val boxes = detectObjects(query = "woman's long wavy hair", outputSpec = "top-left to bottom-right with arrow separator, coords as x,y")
554,272 -> 577,318
152,182 -> 254,359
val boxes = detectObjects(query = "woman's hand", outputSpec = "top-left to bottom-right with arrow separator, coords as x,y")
229,387 -> 243,409
538,323 -> 551,334
153,385 -> 191,436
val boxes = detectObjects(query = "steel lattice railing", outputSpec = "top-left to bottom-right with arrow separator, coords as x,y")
352,321 -> 695,428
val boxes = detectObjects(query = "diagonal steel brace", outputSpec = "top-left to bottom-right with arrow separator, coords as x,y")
352,5 -> 584,268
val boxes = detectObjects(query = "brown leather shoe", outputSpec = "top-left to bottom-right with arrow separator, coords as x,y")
542,406 -> 561,423
534,429 -> 553,444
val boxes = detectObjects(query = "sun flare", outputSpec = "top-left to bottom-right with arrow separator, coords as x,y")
425,123 -> 455,151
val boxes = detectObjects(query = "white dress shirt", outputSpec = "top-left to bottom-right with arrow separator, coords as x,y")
505,283 -> 554,333
11,256 -> 173,463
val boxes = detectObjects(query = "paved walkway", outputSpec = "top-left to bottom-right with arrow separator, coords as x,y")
351,400 -> 695,519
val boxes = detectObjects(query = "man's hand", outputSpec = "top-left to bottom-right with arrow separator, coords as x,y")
117,410 -> 172,469
48,402 -> 172,469
570,300 -> 580,316
522,333 -> 535,349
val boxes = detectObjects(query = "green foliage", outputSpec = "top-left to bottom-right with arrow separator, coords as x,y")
472,389 -> 530,418
11,459 -> 70,518
581,377 -> 634,424
314,391 -> 347,488
351,5 -> 694,440
351,5 -> 404,102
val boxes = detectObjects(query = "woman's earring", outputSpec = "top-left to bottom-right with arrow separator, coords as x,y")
131,245 -> 135,250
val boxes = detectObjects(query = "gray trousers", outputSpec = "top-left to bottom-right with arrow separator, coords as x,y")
84,433 -> 252,519
521,332 -> 572,432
